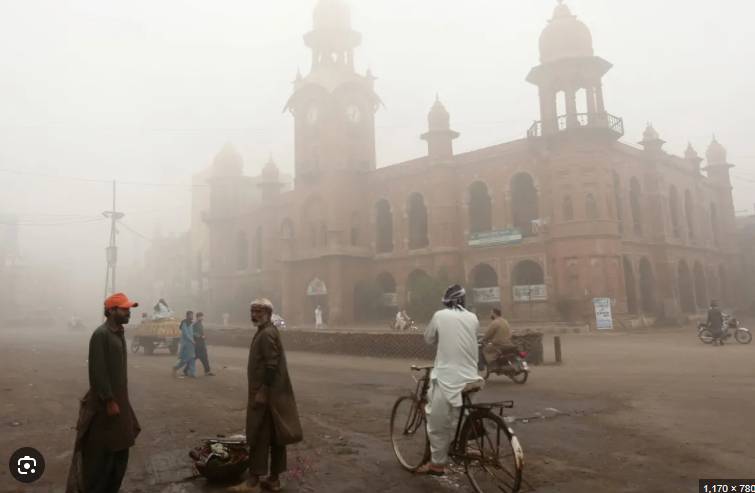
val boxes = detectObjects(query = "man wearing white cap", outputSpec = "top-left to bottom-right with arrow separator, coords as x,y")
230,299 -> 302,492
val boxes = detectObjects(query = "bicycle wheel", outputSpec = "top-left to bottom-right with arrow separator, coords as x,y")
462,410 -> 523,493
390,395 -> 429,471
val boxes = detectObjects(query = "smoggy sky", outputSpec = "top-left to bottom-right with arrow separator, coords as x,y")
1,0 -> 754,304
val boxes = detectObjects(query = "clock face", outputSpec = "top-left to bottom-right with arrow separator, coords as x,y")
306,106 -> 319,125
346,104 -> 362,124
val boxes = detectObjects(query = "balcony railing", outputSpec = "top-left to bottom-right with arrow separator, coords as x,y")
527,112 -> 624,139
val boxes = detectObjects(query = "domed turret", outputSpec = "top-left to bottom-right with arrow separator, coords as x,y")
539,1 -> 594,64
639,123 -> 665,152
428,95 -> 451,132
261,155 -> 280,182
212,143 -> 243,177
313,0 -> 351,31
706,136 -> 728,166
685,142 -> 703,174
421,95 -> 459,164
642,123 -> 659,141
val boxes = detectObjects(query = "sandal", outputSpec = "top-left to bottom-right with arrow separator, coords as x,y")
414,463 -> 445,476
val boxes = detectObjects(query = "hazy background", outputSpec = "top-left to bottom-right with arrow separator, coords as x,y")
1,0 -> 754,311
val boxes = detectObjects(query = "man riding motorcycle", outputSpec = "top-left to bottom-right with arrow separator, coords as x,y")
480,308 -> 518,369
706,300 -> 725,345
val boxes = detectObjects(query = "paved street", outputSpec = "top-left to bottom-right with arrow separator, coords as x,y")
1,323 -> 753,492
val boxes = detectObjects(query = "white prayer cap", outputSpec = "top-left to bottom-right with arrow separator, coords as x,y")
250,298 -> 274,312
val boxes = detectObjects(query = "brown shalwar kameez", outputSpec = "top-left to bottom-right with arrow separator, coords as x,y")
246,321 -> 302,477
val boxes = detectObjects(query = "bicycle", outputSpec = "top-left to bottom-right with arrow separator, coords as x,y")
390,365 -> 524,493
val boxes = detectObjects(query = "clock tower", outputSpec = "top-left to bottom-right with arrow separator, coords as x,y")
285,0 -> 379,185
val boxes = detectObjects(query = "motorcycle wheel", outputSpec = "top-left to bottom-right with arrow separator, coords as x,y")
509,371 -> 529,385
698,328 -> 715,344
735,329 -> 752,344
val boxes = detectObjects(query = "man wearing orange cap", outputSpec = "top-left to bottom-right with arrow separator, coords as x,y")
66,293 -> 141,493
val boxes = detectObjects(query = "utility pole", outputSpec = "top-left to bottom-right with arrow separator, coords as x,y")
103,180 -> 124,298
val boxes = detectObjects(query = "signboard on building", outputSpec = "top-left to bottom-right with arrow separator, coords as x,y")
473,287 -> 501,304
381,292 -> 398,307
468,228 -> 523,247
306,278 -> 328,296
593,297 -> 614,330
512,284 -> 547,302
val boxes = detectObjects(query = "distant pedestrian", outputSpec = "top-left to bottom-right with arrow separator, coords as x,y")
193,312 -> 214,376
229,298 -> 302,492
66,293 -> 141,493
173,311 -> 196,378
314,305 -> 323,329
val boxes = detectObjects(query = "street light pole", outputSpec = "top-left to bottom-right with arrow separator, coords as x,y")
103,180 -> 124,298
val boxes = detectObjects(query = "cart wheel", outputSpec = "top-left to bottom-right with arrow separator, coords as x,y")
144,341 -> 156,355
130,338 -> 141,353
169,341 -> 179,355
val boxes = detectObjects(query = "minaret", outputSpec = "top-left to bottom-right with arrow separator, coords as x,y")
684,142 -> 703,174
526,1 -> 621,138
639,123 -> 665,153
420,95 -> 459,164
285,0 -> 379,185
705,136 -> 733,187
259,155 -> 283,202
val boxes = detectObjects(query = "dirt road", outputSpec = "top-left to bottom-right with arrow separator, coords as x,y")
1,324 -> 753,492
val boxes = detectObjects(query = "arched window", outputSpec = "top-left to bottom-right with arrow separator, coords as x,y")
678,260 -> 695,313
255,226 -> 263,270
236,232 -> 248,271
710,203 -> 719,246
513,260 -> 544,285
280,218 -> 294,240
639,258 -> 656,314
468,181 -> 492,234
511,173 -> 539,236
585,193 -> 599,220
694,261 -> 708,310
470,263 -> 499,306
669,186 -> 680,237
684,189 -> 695,239
350,212 -> 360,247
623,256 -> 638,314
630,177 -> 642,235
407,193 -> 429,249
562,195 -> 574,221
375,200 -> 393,253
613,171 -> 623,233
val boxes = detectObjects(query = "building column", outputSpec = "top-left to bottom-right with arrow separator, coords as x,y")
585,86 -> 597,118
596,82 -> 606,113
566,88 -> 578,128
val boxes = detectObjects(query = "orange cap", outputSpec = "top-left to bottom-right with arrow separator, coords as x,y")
104,292 -> 139,310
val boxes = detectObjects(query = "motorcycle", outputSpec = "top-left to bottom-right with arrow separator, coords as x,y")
478,340 -> 530,384
698,314 -> 752,345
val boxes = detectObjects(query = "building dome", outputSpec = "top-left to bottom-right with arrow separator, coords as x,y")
212,143 -> 243,177
685,142 -> 700,161
706,136 -> 727,165
539,1 -> 594,64
313,0 -> 351,30
642,123 -> 660,142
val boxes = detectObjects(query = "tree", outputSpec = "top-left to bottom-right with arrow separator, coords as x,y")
408,275 -> 446,322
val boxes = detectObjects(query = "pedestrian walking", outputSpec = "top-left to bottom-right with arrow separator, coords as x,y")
193,312 -> 214,376
66,293 -> 141,493
314,305 -> 323,329
229,298 -> 302,492
172,311 -> 196,378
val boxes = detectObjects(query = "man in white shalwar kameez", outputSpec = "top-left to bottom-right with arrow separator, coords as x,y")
417,284 -> 483,476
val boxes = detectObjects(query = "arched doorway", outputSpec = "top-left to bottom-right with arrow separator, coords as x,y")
694,261 -> 708,310
470,263 -> 500,310
376,272 -> 398,319
407,269 -> 436,321
306,277 -> 328,325
468,181 -> 492,234
407,193 -> 429,249
375,199 -> 393,253
623,256 -> 638,314
512,260 -> 546,302
684,189 -> 695,239
511,173 -> 539,236
678,260 -> 695,313
639,258 -> 656,314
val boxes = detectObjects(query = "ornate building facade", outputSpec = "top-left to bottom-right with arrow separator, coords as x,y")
202,0 -> 740,325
